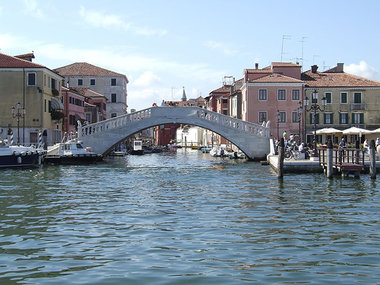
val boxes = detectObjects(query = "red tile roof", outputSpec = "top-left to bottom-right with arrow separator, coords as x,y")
55,62 -> 128,82
0,52 -> 46,68
302,70 -> 380,87
70,87 -> 108,100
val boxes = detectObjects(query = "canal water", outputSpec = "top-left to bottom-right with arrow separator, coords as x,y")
0,149 -> 379,284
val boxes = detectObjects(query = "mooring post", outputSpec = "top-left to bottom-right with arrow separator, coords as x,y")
369,139 -> 376,179
326,139 -> 333,178
355,140 -> 360,164
277,138 -> 284,178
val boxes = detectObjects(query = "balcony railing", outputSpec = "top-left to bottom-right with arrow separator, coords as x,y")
351,103 -> 366,111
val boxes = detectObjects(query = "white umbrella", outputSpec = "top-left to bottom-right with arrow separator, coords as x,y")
342,126 -> 372,135
370,128 -> 380,134
316,127 -> 343,135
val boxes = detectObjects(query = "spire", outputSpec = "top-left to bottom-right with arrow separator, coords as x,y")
181,86 -> 187,101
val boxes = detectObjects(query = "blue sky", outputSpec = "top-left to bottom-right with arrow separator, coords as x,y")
1,0 -> 379,111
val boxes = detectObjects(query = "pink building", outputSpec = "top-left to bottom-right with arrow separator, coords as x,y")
61,87 -> 86,135
241,62 -> 304,141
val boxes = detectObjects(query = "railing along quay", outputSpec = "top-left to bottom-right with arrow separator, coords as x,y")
319,147 -> 366,177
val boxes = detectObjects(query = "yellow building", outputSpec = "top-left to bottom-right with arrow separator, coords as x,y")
302,63 -> 380,144
0,52 -> 64,146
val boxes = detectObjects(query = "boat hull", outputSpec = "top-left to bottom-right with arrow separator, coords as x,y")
0,153 -> 41,168
45,154 -> 102,165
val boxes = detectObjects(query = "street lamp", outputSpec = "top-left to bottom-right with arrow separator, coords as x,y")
11,102 -> 25,145
297,101 -> 302,142
304,90 -> 326,157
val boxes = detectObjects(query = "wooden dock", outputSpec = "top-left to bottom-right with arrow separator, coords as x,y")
268,148 -> 380,176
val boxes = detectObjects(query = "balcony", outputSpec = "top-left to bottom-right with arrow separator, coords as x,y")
351,103 -> 366,111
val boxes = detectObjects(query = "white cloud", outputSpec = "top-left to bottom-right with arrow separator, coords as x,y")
79,6 -> 167,37
345,61 -> 379,81
204,40 -> 238,56
23,0 -> 44,19
0,34 -> 19,50
132,72 -> 162,88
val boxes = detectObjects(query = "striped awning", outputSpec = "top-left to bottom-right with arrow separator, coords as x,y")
51,97 -> 64,110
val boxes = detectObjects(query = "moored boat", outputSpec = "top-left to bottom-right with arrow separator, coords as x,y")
0,139 -> 44,168
45,139 -> 102,164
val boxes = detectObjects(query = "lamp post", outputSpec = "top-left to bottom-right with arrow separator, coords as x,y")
11,102 -> 25,145
304,90 -> 326,157
297,101 -> 302,142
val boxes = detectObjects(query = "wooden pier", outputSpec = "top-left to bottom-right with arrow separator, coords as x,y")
318,148 -> 365,177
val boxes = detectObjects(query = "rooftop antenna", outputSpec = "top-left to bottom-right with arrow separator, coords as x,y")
323,61 -> 329,71
281,35 -> 291,62
313,54 -> 319,65
299,36 -> 307,71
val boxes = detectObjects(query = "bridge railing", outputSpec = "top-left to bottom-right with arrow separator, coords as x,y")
196,109 -> 270,138
78,107 -> 270,139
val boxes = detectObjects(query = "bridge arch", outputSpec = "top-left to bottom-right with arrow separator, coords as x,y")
78,107 -> 270,160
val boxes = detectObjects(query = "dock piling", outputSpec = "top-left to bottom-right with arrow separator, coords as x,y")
326,139 -> 333,178
277,138 -> 284,178
369,140 -> 376,179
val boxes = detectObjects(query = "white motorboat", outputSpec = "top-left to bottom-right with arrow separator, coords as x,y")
0,139 -> 44,168
46,139 -> 102,164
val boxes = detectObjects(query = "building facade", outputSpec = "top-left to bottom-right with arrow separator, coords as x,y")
302,63 -> 380,143
0,52 -> 64,146
241,62 -> 304,140
55,62 -> 128,119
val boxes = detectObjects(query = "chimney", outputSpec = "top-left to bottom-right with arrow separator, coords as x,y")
311,65 -> 318,73
255,63 -> 259,69
336,63 -> 344,72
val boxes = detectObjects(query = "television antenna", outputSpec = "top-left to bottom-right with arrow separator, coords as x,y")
281,35 -> 291,62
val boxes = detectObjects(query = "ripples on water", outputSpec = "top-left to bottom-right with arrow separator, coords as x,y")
0,149 -> 379,284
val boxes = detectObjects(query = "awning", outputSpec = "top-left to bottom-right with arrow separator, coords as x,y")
75,113 -> 86,121
51,97 -> 64,110
342,127 -> 372,135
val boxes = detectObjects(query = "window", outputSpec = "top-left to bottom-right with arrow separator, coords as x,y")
258,112 -> 267,123
258,89 -> 267,100
222,109 -> 228,115
278,89 -> 286,100
111,78 -> 116,86
354,92 -> 361,103
279,111 -> 286,123
325,92 -> 332,104
69,115 -> 76,125
352,113 -> 364,124
341,92 -> 348,104
48,76 -> 51,88
222,99 -> 228,104
111,93 -> 117,103
90,79 -> 96,85
44,99 -> 47,112
111,113 -> 117,118
44,74 -> 47,86
324,113 -> 333,124
51,78 -> 56,90
292,89 -> 300,100
339,113 -> 348,124
310,113 -> 319,124
292,111 -> 299,123
78,79 -> 83,86
27,73 -> 36,86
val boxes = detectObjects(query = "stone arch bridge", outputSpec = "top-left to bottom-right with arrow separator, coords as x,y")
77,107 -> 270,160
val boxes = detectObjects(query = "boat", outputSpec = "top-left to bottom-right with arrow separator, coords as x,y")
228,151 -> 246,159
45,139 -> 102,164
0,139 -> 44,168
129,140 -> 144,155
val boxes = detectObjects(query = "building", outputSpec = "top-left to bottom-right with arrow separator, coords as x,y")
0,52 -> 64,146
241,62 -> 304,140
61,87 -> 86,135
55,62 -> 128,119
70,87 -> 107,124
302,63 -> 380,144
